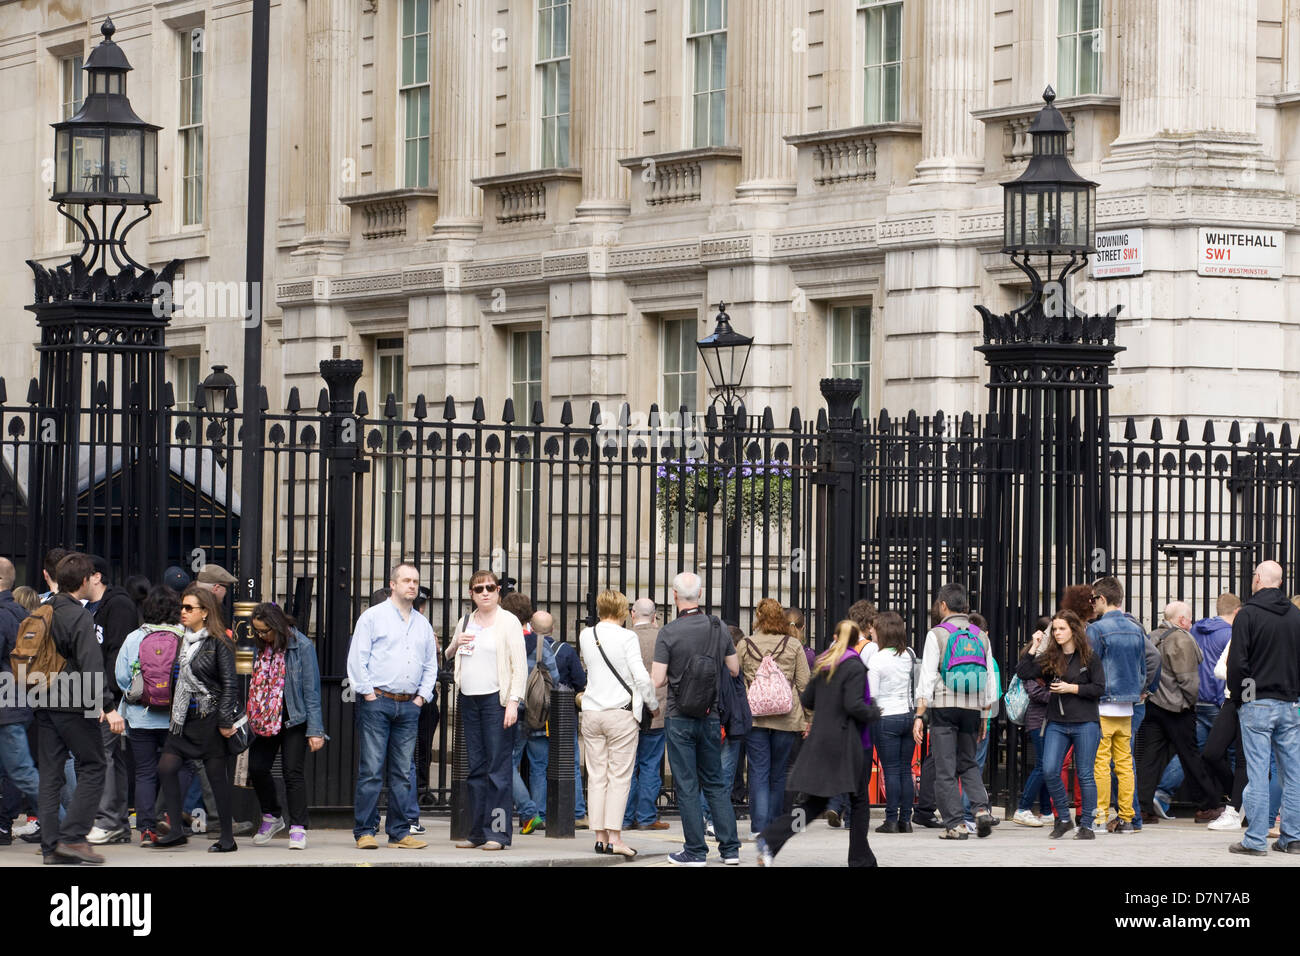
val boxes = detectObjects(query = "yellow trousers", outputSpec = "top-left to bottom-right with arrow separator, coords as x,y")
1093,714 -> 1135,824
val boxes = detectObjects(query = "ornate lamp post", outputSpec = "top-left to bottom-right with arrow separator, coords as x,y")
25,17 -> 179,583
697,303 -> 754,625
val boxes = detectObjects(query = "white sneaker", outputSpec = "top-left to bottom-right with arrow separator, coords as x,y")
191,808 -> 207,834
253,814 -> 286,845
964,820 -> 978,834
1012,809 -> 1044,827
1208,807 -> 1242,831
13,817 -> 39,837
1038,813 -> 1055,826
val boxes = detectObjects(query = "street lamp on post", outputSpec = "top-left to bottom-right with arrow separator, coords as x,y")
200,364 -> 238,414
697,303 -> 753,626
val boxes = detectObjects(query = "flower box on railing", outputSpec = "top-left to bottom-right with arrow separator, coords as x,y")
655,458 -> 795,532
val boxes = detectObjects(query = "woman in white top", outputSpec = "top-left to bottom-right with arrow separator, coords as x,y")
444,570 -> 527,850
867,611 -> 918,833
577,589 -> 658,858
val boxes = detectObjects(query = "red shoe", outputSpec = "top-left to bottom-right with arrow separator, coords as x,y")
140,829 -> 158,846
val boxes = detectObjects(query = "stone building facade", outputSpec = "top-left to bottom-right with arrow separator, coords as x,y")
2,0 -> 1299,431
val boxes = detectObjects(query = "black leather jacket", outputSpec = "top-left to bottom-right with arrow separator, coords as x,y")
188,631 -> 239,728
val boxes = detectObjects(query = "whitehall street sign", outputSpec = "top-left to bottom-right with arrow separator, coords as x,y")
1197,227 -> 1284,279
1090,229 -> 1143,278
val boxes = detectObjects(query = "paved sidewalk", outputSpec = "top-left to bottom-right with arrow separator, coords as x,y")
4,814 -> 1295,867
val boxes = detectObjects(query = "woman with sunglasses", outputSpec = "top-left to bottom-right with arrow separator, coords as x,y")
247,602 -> 325,850
444,571 -> 527,850
150,585 -> 239,852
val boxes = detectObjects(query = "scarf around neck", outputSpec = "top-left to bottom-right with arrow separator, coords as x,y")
170,628 -> 214,735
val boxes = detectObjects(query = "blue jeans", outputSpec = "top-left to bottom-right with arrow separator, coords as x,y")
1129,704 -> 1145,828
405,750 -> 421,824
520,732 -> 586,822
963,730 -> 991,825
353,695 -> 420,841
1238,699 -> 1300,851
703,734 -> 742,827
461,693 -> 515,846
511,726 -> 543,823
746,727 -> 797,833
1041,720 -> 1101,827
1156,702 -> 1218,795
0,724 -> 40,811
875,714 -> 915,823
1017,730 -> 1054,814
623,728 -> 666,827
665,715 -> 740,860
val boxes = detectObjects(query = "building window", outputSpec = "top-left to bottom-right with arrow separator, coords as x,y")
662,317 -> 699,416
537,0 -> 571,167
1057,0 -> 1101,97
830,305 -> 871,413
511,330 -> 543,544
179,29 -> 204,226
171,353 -> 201,413
689,0 -> 727,148
860,1 -> 901,124
61,54 -> 85,244
376,337 -> 406,535
400,0 -> 431,188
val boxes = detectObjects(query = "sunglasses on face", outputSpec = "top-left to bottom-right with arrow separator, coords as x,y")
181,604 -> 201,613
472,584 -> 498,594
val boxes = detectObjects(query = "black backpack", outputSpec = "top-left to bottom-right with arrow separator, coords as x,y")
676,616 -> 722,718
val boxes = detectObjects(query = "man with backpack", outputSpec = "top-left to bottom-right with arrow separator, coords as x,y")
501,591 -> 559,834
84,556 -> 142,846
0,556 -> 39,841
32,552 -> 124,864
651,572 -> 742,866
534,609 -> 589,828
913,583 -> 998,840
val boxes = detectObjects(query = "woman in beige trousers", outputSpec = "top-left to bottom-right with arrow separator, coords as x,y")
577,590 -> 659,858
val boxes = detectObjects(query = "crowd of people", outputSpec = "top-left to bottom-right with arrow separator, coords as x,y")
3,544 -> 1299,866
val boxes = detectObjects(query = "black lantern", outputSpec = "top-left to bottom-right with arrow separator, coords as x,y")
696,302 -> 753,410
200,365 -> 238,412
1002,87 -> 1096,256
51,18 -> 159,208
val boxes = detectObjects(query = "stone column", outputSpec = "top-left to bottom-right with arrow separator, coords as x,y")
1116,0 -> 1256,143
573,0 -> 636,219
302,0 -> 358,245
432,0 -> 493,237
912,0 -> 988,184
733,0 -> 802,200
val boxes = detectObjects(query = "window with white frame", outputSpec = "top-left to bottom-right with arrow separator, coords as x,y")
537,0 -> 571,167
60,54 -> 86,244
400,0 -> 431,188
511,330 -> 543,544
171,352 -> 201,413
860,0 -> 901,124
830,305 -> 871,413
1057,0 -> 1101,97
179,29 -> 204,226
689,0 -> 727,148
662,317 -> 699,416
376,337 -> 406,535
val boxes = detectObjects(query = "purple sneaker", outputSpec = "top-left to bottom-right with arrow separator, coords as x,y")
252,814 -> 285,846
288,826 -> 307,850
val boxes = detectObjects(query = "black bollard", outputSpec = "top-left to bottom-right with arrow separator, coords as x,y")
450,697 -> 471,840
545,687 -> 576,838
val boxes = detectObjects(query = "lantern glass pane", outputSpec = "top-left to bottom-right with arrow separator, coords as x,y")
73,130 -> 106,194
143,128 -> 157,197
109,129 -> 142,194
1025,190 -> 1040,246
1061,189 -> 1076,245
1014,190 -> 1024,247
56,129 -> 72,194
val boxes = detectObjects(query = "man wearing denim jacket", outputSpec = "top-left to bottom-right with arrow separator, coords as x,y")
1086,576 -> 1148,834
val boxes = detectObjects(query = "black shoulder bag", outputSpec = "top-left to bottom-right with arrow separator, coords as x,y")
592,627 -> 655,732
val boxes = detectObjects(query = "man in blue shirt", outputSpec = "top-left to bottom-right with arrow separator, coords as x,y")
347,563 -> 438,850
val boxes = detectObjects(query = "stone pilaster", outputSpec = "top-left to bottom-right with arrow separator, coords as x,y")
572,0 -> 636,220
431,0 -> 493,237
911,0 -> 988,184
733,0 -> 802,200
302,0 -> 358,247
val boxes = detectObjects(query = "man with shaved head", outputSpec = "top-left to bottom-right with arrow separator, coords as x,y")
1225,560 -> 1300,855
1137,600 -> 1225,825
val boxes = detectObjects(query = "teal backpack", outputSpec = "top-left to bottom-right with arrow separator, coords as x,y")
938,621 -> 988,695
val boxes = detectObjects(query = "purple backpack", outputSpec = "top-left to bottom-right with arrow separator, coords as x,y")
138,629 -> 180,708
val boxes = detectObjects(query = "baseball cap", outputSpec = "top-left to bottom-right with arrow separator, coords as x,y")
89,554 -> 110,581
196,563 -> 237,586
163,566 -> 191,592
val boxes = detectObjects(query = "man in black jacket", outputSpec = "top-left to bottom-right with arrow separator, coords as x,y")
83,555 -> 140,847
38,552 -> 124,865
0,556 -> 39,842
1225,560 -> 1300,856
